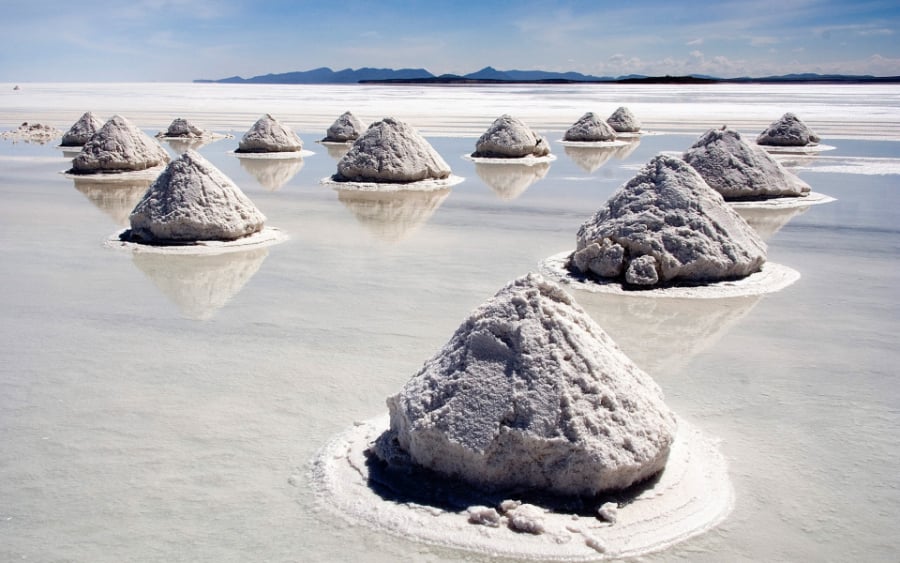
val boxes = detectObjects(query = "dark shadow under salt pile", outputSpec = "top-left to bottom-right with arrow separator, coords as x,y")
563,112 -> 618,142
69,115 -> 170,174
235,114 -> 303,153
60,111 -> 103,147
321,111 -> 365,143
471,114 -> 551,159
757,112 -> 820,147
606,106 -> 641,133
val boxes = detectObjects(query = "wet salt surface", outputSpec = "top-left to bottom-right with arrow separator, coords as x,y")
0,84 -> 898,562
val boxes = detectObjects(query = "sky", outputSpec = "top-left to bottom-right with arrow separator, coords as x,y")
2,0 -> 899,82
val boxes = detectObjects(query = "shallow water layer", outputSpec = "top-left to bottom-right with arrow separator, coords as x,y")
0,84 -> 898,562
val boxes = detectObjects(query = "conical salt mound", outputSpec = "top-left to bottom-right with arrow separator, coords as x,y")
606,106 -> 641,133
683,127 -> 811,199
563,112 -> 618,142
472,114 -> 550,158
322,111 -> 365,142
236,114 -> 303,153
376,273 -> 676,496
128,150 -> 265,243
158,118 -> 208,138
573,154 -> 766,286
334,117 -> 451,183
61,111 -> 103,146
757,112 -> 820,146
71,115 -> 170,173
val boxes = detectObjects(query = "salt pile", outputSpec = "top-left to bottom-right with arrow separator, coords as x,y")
236,114 -> 303,153
606,106 -> 641,133
471,114 -> 551,159
1,122 -> 62,145
321,111 -> 365,143
61,112 -> 103,146
571,154 -> 766,287
156,118 -> 210,139
682,126 -> 811,199
563,112 -> 618,142
757,112 -> 821,147
126,150 -> 265,243
70,115 -> 170,174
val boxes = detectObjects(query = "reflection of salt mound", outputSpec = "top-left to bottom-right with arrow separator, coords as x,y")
323,143 -> 351,160
164,137 -> 212,154
70,115 -> 170,174
606,106 -> 641,133
757,112 -> 820,147
127,150 -> 265,243
131,248 -> 268,320
563,112 -> 618,142
573,155 -> 766,287
334,117 -> 451,183
322,111 -> 365,142
236,114 -> 303,153
156,117 -> 209,139
238,155 -> 305,190
73,177 -> 152,226
61,111 -> 103,146
734,205 -> 809,241
564,145 -> 618,173
336,187 -> 449,242
377,273 -> 676,496
683,127 -> 811,199
474,161 -> 550,199
472,114 -> 551,158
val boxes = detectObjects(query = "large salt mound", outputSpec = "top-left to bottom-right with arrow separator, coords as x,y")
128,150 -> 265,243
472,114 -> 551,158
606,106 -> 641,133
683,127 -> 811,199
61,111 -> 103,146
573,154 -> 766,286
376,273 -> 677,496
563,112 -> 618,142
322,111 -> 365,142
334,117 -> 451,183
157,118 -> 209,139
70,115 -> 170,174
757,112 -> 821,147
236,114 -> 303,153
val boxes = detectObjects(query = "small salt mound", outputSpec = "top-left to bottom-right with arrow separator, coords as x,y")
573,154 -> 766,286
322,111 -> 365,142
334,117 -> 451,183
70,115 -> 170,174
236,114 -> 303,153
606,106 -> 641,133
563,112 -> 618,142
757,112 -> 821,147
127,150 -> 265,243
683,126 -> 811,199
472,114 -> 551,158
376,273 -> 677,496
157,118 -> 209,139
61,112 -> 103,146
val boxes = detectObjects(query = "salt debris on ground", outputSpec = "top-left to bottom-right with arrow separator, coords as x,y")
682,126 -> 811,199
127,150 -> 265,243
156,117 -> 211,139
61,112 -> 103,146
70,115 -> 170,174
235,114 -> 303,153
606,106 -> 642,133
0,122 -> 62,145
321,111 -> 365,142
598,502 -> 619,523
375,273 -> 677,496
504,503 -> 546,535
471,114 -> 551,158
333,117 -> 451,183
757,112 -> 821,147
572,154 -> 767,287
563,112 -> 618,142
467,506 -> 501,527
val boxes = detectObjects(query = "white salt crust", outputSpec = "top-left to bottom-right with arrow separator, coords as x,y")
320,174 -> 465,192
463,153 -> 557,165
157,133 -> 231,141
756,143 -> 836,154
229,149 -> 314,159
105,227 -> 287,255
556,140 -> 630,148
61,165 -> 167,182
311,414 -> 732,561
540,252 -> 800,299
727,191 -> 836,210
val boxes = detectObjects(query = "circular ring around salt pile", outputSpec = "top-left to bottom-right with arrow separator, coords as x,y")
105,227 -> 287,255
755,143 -> 836,154
320,174 -> 465,192
727,191 -> 836,210
61,165 -> 167,182
311,414 -> 732,561
462,153 -> 557,165
556,139 -> 631,148
229,149 -> 315,159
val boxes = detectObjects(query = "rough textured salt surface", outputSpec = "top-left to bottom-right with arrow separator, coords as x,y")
563,112 -> 618,142
375,273 -> 677,496
757,112 -> 821,146
322,111 -> 365,142
606,107 -> 641,133
128,150 -> 265,243
1,122 -> 62,145
61,112 -> 103,146
157,118 -> 209,139
573,154 -> 767,286
236,114 -> 303,153
333,117 -> 451,183
472,114 -> 551,158
70,115 -> 170,174
682,127 -> 811,200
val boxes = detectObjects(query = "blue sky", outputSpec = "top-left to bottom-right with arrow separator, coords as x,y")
2,0 -> 899,81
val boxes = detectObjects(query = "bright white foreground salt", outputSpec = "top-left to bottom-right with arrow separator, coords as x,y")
106,227 -> 287,255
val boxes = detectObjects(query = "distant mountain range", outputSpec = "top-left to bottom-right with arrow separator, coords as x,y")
195,66 -> 900,85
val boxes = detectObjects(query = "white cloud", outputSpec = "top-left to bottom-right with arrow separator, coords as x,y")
687,38 -> 704,46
